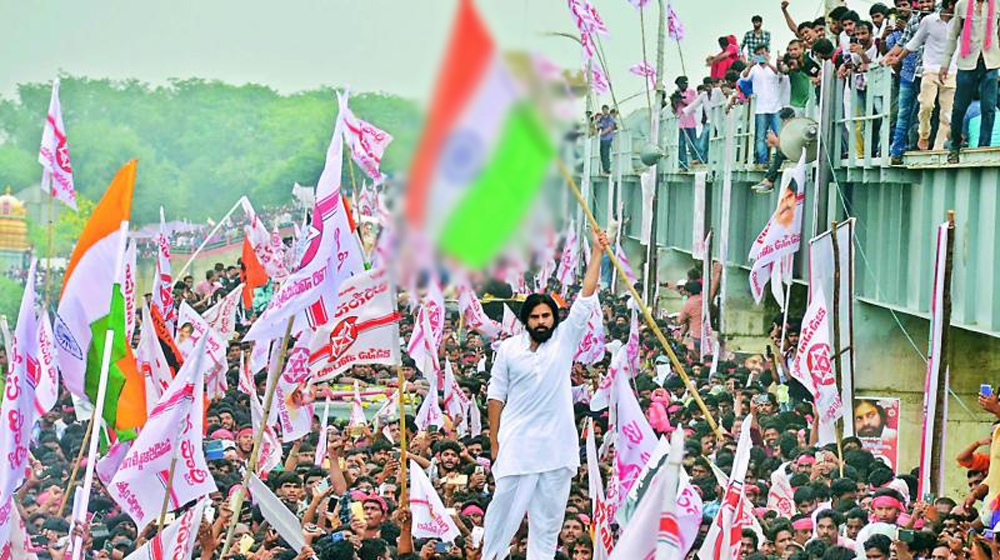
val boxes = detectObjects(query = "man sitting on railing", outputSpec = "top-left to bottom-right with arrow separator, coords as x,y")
753,108 -> 797,194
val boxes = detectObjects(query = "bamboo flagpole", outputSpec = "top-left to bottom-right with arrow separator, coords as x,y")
56,419 -> 94,516
556,159 -> 724,439
926,211 -> 955,497
397,367 -> 409,508
43,185 -> 55,311
219,318 -> 296,557
830,221 -> 845,478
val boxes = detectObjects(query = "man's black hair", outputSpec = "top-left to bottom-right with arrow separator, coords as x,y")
816,509 -> 843,525
752,14 -> 763,23
519,293 -> 561,329
829,6 -> 850,21
863,534 -> 891,556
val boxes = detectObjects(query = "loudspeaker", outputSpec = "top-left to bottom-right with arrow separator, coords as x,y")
639,143 -> 664,166
778,117 -> 819,163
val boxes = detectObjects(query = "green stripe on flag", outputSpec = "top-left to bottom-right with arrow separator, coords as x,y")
85,284 -> 128,429
439,102 -> 555,268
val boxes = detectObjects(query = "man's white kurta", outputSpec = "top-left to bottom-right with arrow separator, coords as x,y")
487,293 -> 598,480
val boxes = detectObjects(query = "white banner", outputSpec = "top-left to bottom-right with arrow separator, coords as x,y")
244,92 -> 364,342
137,304 -> 173,414
698,419 -> 753,560
38,79 -> 77,210
248,475 -> 305,552
0,262 -> 51,546
456,278 -> 500,340
309,267 -> 401,381
269,337 -> 314,443
178,302 -> 227,368
123,239 -> 137,342
692,172 -> 707,259
919,222 -> 950,499
612,354 -> 657,509
700,231 -> 713,361
748,155 -> 806,304
152,210 -> 176,331
203,285 -> 243,340
790,284 -> 843,431
409,460 -> 460,542
241,198 -> 290,282
342,106 -> 394,181
556,220 -> 579,289
108,337 -> 217,530
808,219 -> 855,436
574,304 -> 606,365
124,498 -> 207,560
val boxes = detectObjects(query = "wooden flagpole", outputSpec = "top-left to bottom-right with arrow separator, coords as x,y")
397,368 -> 409,508
56,419 -> 94,516
557,159 -> 724,439
929,211 -> 955,496
43,185 -> 55,311
830,220 -> 845,477
219,317 -> 296,557
156,457 -> 179,532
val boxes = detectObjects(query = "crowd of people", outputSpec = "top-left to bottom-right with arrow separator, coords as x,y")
598,0 -> 1000,186
7,214 -> 1000,560
9,3 -> 1000,560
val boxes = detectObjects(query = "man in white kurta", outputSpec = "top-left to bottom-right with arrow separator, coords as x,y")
483,229 -> 606,560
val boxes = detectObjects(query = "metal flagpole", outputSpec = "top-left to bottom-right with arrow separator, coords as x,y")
178,196 -> 249,278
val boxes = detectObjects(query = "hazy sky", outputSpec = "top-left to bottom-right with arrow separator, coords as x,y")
1,0 -> 836,112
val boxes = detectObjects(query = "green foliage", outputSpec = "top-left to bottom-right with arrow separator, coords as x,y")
0,75 -> 421,226
0,276 -> 24,324
27,196 -> 95,257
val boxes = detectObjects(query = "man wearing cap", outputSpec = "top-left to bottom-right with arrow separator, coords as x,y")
483,228 -> 606,560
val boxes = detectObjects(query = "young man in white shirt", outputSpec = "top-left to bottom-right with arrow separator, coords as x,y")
742,45 -> 784,164
483,227 -> 607,560
895,0 -> 959,150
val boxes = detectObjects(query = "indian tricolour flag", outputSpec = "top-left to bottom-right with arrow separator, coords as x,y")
405,0 -> 555,268
55,160 -> 146,435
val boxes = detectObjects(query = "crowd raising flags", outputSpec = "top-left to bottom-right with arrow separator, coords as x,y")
5,0 -> 991,558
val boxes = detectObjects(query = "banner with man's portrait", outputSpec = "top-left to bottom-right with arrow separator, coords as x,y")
853,397 -> 900,472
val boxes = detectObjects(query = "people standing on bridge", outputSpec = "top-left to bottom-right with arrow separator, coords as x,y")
896,0 -> 959,152
482,226 -> 606,560
742,45 -> 783,164
672,76 -> 701,169
707,35 -> 741,80
742,14 -> 772,59
596,105 -> 617,176
942,0 -> 1000,163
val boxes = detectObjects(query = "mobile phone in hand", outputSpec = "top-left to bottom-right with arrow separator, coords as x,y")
981,383 -> 993,398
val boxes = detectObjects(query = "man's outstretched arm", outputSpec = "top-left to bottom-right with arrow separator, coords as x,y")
581,227 -> 609,298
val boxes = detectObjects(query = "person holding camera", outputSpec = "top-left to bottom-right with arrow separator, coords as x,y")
671,76 -> 701,169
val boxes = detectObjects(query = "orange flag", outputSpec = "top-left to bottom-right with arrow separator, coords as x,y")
241,236 -> 268,309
